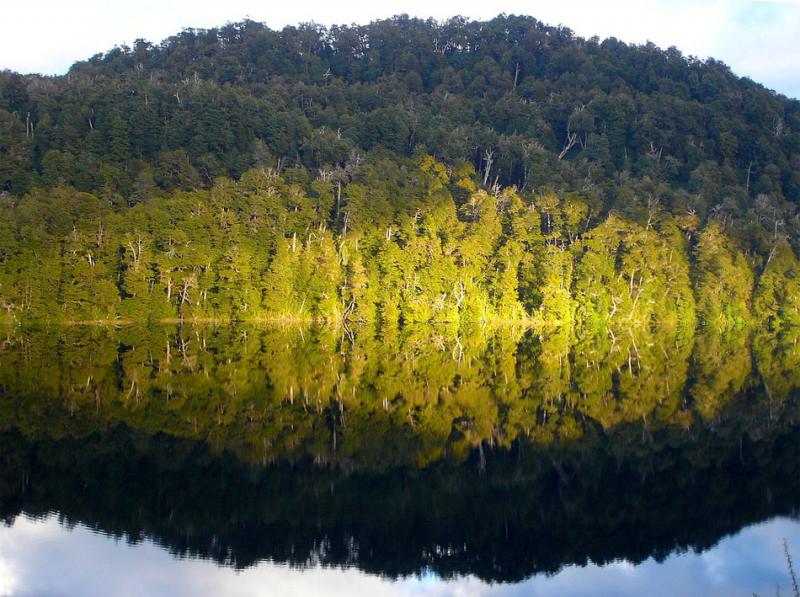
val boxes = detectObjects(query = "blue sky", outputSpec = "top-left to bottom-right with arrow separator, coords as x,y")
0,0 -> 799,98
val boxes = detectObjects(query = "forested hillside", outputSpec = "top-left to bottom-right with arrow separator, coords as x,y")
0,15 -> 798,327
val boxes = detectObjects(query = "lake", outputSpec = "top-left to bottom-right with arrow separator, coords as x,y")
1,323 -> 799,595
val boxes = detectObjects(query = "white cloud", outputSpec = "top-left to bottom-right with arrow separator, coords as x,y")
0,556 -> 18,597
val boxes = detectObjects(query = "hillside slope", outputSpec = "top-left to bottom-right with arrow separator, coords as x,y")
0,15 -> 798,327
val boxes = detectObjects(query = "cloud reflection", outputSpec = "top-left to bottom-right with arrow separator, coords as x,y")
1,515 -> 799,596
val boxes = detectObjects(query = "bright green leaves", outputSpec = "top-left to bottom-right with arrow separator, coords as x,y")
1,157 -> 798,334
693,222 -> 754,331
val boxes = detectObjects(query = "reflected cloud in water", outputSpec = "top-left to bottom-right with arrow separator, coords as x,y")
2,515 -> 798,597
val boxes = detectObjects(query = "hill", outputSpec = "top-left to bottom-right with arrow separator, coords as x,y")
0,15 -> 798,327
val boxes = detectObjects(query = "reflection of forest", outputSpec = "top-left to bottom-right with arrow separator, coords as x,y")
0,323 -> 799,465
1,323 -> 799,581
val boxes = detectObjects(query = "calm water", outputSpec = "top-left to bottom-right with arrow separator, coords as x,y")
0,324 -> 799,595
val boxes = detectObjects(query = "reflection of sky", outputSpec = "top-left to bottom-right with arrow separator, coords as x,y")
1,515 -> 799,596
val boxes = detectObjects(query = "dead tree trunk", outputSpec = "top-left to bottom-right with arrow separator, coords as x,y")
559,128 -> 578,160
482,148 -> 494,186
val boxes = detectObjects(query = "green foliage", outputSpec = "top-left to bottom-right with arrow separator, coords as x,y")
754,240 -> 800,331
1,16 -> 798,331
0,320 -> 796,469
0,157 -> 797,330
1,15 -> 798,258
693,222 -> 755,330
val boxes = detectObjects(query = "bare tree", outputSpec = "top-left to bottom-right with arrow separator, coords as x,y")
559,106 -> 589,160
453,280 -> 466,310
127,236 -> 144,267
784,538 -> 799,597
558,129 -> 578,160
178,276 -> 196,305
646,194 -> 660,230
647,141 -> 663,163
482,147 -> 495,186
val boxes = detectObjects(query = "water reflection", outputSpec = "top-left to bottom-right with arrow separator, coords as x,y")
1,515 -> 799,596
0,323 -> 799,589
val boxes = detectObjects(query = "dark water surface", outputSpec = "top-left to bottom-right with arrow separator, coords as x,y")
0,324 -> 799,595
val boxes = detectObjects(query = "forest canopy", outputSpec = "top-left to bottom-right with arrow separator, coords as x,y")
0,15 -> 798,328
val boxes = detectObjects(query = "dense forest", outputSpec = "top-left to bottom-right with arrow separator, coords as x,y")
0,14 -> 799,328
